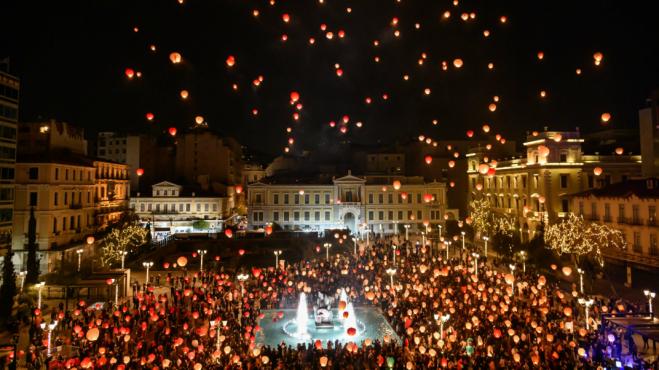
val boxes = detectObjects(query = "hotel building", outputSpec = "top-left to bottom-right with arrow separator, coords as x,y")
0,69 -> 19,255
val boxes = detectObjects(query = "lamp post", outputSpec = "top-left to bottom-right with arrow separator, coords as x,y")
461,231 -> 466,261
519,250 -> 527,273
76,249 -> 83,272
386,268 -> 396,290
472,253 -> 480,275
120,251 -> 128,269
644,290 -> 656,316
237,273 -> 249,326
323,243 -> 332,260
482,236 -> 489,257
36,282 -> 45,309
18,271 -> 27,293
107,278 -> 119,307
142,261 -> 153,285
273,250 -> 282,269
392,245 -> 397,265
578,298 -> 594,330
404,224 -> 410,241
438,224 -> 443,240
440,314 -> 450,339
577,268 -> 585,294
41,320 -> 58,357
509,264 -> 516,294
197,249 -> 207,272
421,232 -> 426,252
352,238 -> 357,256
445,241 -> 450,261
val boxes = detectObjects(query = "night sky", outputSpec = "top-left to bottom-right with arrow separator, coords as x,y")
2,0 -> 658,158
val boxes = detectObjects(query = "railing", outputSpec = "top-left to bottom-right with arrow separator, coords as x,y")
630,217 -> 643,226
69,203 -> 82,210
617,216 -> 628,224
602,247 -> 659,268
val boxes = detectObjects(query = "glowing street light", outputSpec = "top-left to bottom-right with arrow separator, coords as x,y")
36,282 -> 45,309
76,249 -> 83,272
439,313 -> 450,339
577,267 -> 585,294
352,238 -> 357,255
386,267 -> 397,289
273,250 -> 282,269
472,253 -> 480,275
404,224 -> 410,241
40,320 -> 58,357
237,273 -> 249,326
578,298 -> 594,330
18,271 -> 27,293
461,231 -> 466,262
197,249 -> 207,272
107,278 -> 119,306
120,250 -> 128,269
519,250 -> 527,273
482,236 -> 489,256
323,242 -> 332,260
142,261 -> 154,285
509,264 -> 516,294
392,245 -> 397,265
644,290 -> 656,316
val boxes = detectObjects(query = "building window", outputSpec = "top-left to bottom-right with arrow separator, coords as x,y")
416,193 -> 421,204
304,194 -> 310,204
559,152 -> 567,162
29,192 -> 37,207
284,194 -> 289,204
561,199 -> 569,213
315,211 -> 320,221
560,174 -> 568,188
147,203 -> 152,211
284,212 -> 289,221
632,205 -> 640,224
417,210 -> 422,220
273,194 -> 279,205
53,192 -> 58,206
398,211 -> 403,220
325,193 -> 330,204
273,212 -> 280,221
213,204 -> 218,212
54,168 -> 59,180
378,194 -> 384,204
388,211 -> 393,220
186,204 -> 190,212
649,206 -> 657,225
618,204 -> 625,223
590,202 -> 597,219
533,175 -> 539,189
140,203 -> 145,212
521,176 -> 527,189
53,218 -> 57,233
205,204 -> 209,212
378,211 -> 384,220
650,234 -> 658,256
294,211 -> 300,221
70,216 -> 75,230
604,203 -> 611,222
345,191 -> 353,202
196,204 -> 201,212
62,217 -> 66,231
368,193 -> 373,204
324,211 -> 330,221
368,211 -> 374,221
588,175 -> 594,188
294,194 -> 300,205
388,194 -> 393,204
314,194 -> 320,204
633,232 -> 642,253
28,167 -> 39,180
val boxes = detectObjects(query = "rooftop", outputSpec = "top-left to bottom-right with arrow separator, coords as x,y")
569,178 -> 659,199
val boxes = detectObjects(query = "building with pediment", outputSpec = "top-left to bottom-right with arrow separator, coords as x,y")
247,171 -> 454,235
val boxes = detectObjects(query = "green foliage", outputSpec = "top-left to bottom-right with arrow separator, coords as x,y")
0,248 -> 17,317
26,207 -> 40,285
192,220 -> 211,230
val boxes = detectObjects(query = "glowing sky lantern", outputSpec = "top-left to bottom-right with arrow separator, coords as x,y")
478,163 -> 489,175
195,116 -> 205,124
466,130 -> 474,138
488,103 -> 497,112
448,160 -> 455,168
593,51 -> 603,65
500,15 -> 508,23
482,124 -> 491,133
424,155 -> 433,165
453,58 -> 463,68
424,88 -> 431,95
180,90 -> 189,99
336,68 -> 343,77
168,127 -> 177,136
226,55 -> 236,67
145,112 -> 154,121
537,51 -> 544,60
393,180 -> 401,190
290,91 -> 300,103
169,52 -> 182,64
136,168 -> 144,176
124,68 -> 135,79
224,229 -> 233,238
601,112 -> 611,123
615,147 -> 624,155
553,133 -> 562,142
282,13 -> 290,23
540,90 -> 547,98
593,167 -> 603,176
177,256 -> 188,267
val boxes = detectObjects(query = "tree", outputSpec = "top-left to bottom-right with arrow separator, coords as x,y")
25,207 -> 40,285
544,213 -> 625,265
469,199 -> 495,238
0,246 -> 17,317
192,220 -> 210,230
99,224 -> 148,267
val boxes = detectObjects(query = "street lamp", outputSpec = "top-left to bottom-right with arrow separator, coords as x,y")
519,250 -> 527,273
323,243 -> 332,260
18,271 -> 27,293
578,298 -> 594,330
644,290 -> 656,316
36,282 -> 45,309
107,278 -> 119,307
386,268 -> 396,290
439,314 -> 450,339
142,261 -> 154,285
273,250 -> 282,269
444,241 -> 450,261
421,232 -> 426,251
461,231 -> 466,262
472,253 -> 480,275
509,264 -> 516,294
352,238 -> 357,256
40,320 -> 58,357
482,236 -> 489,257
76,249 -> 83,272
120,251 -> 128,269
392,245 -> 397,265
197,249 -> 207,272
577,267 -> 585,294
404,224 -> 410,241
237,273 -> 249,326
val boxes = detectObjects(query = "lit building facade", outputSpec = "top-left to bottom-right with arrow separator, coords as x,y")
466,130 -> 642,239
130,181 -> 227,240
94,160 -> 130,229
569,178 -> 659,277
247,172 -> 452,235
0,69 -> 19,255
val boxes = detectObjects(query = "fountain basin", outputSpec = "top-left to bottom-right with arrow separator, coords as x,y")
256,307 -> 400,347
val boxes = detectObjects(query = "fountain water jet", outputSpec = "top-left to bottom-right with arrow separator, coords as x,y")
338,289 -> 349,323
295,293 -> 310,338
344,302 -> 358,335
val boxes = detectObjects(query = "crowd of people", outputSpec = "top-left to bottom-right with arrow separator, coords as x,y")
17,234 -> 654,369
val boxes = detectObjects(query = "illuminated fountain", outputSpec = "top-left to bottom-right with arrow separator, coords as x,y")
295,292 -> 310,339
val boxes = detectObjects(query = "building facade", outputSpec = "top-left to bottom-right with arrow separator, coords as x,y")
0,70 -> 19,255
466,130 -> 642,239
569,178 -> 659,276
247,172 -> 452,235
130,181 -> 226,240
94,160 -> 130,229
640,92 -> 659,178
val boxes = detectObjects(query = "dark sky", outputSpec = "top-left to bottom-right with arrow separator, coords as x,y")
2,0 -> 658,157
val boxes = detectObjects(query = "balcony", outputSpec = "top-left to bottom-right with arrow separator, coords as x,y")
602,215 -> 612,223
617,217 -> 628,224
586,214 -> 600,222
630,217 -> 643,226
69,203 -> 83,210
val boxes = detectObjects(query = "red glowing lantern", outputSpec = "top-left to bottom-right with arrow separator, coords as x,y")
466,130 -> 474,138
177,256 -> 188,267
238,249 -> 245,256
265,225 -> 273,235
290,91 -> 300,102
225,229 -> 233,238
346,327 -> 357,336
168,127 -> 177,136
235,185 -> 243,194
136,168 -> 144,176
145,112 -> 154,121
424,155 -> 433,165
125,68 -> 135,79
226,55 -> 236,67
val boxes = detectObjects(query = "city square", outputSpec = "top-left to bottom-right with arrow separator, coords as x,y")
1,0 -> 658,369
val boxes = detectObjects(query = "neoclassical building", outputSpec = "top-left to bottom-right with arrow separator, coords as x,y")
247,172 -> 452,235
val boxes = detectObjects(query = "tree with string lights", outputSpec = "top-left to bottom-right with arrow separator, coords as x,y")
99,224 -> 148,268
469,198 -> 495,238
